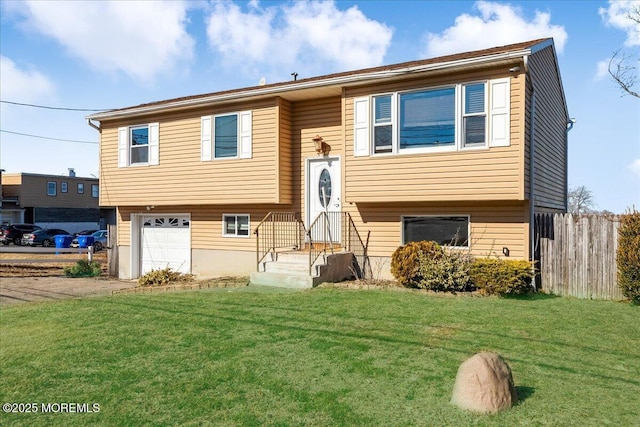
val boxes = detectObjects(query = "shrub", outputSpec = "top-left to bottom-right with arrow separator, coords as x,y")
391,241 -> 443,287
617,210 -> 640,304
470,258 -> 536,296
417,249 -> 473,293
138,267 -> 194,287
64,260 -> 102,277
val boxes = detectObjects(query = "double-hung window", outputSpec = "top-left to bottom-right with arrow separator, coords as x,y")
462,83 -> 487,147
223,214 -> 250,237
201,111 -> 252,161
118,123 -> 160,167
47,181 -> 56,196
130,126 -> 149,164
355,78 -> 508,157
373,95 -> 393,154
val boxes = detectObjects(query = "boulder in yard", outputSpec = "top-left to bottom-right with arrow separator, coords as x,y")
450,352 -> 518,413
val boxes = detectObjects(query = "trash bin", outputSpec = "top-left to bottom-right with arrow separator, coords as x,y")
55,235 -> 73,248
77,235 -> 95,248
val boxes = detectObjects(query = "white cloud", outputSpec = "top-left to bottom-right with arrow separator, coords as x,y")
595,59 -> 610,80
629,158 -> 640,177
10,0 -> 194,82
422,1 -> 568,58
0,56 -> 54,101
599,0 -> 640,46
205,0 -> 393,80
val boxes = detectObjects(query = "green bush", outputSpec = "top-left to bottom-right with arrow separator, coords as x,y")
391,241 -> 443,288
470,258 -> 535,296
64,259 -> 102,277
138,267 -> 194,287
417,249 -> 473,293
617,210 -> 640,304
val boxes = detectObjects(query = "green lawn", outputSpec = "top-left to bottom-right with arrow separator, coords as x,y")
1,286 -> 638,426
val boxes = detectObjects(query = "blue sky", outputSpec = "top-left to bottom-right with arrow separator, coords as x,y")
1,0 -> 638,213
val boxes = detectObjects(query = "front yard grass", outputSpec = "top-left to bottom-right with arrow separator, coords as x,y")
1,287 -> 638,426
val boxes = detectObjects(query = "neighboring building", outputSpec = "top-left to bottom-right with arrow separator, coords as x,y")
87,38 -> 570,282
0,171 -> 114,233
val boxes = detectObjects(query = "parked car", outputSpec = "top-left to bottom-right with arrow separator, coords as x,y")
21,228 -> 71,247
1,224 -> 42,245
73,229 -> 98,238
70,230 -> 108,251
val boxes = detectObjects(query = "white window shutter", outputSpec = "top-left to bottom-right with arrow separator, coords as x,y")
353,97 -> 370,157
201,116 -> 212,161
239,111 -> 252,159
118,127 -> 129,167
148,122 -> 159,165
489,78 -> 510,147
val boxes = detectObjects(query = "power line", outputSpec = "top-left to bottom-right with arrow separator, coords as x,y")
0,100 -> 110,112
0,129 -> 98,144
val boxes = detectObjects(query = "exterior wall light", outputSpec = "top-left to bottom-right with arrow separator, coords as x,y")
313,135 -> 328,155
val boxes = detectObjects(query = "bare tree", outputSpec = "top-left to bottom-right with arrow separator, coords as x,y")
608,5 -> 640,98
568,185 -> 595,215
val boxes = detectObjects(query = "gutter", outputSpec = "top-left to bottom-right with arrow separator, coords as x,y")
87,118 -> 101,132
87,49 -> 533,121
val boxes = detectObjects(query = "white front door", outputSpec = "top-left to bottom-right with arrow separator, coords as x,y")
307,157 -> 341,242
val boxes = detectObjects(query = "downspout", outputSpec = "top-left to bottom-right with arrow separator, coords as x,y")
565,119 -> 575,212
524,55 -> 536,265
87,118 -> 101,132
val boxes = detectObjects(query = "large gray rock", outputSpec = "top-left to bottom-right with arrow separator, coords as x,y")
450,352 -> 518,413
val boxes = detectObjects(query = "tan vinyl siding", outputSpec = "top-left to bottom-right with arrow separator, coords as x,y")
116,204 -> 291,249
529,46 -> 568,211
99,99 -> 287,207
344,70 -> 525,203
292,96 -> 344,221
277,97 -> 293,204
344,201 -> 529,259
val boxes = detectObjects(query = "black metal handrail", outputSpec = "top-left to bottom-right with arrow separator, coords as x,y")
254,212 -> 306,271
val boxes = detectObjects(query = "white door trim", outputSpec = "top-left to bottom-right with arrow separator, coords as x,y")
305,156 -> 342,242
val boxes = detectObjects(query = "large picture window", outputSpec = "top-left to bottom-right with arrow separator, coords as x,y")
400,88 -> 455,150
223,214 -> 250,237
402,216 -> 469,247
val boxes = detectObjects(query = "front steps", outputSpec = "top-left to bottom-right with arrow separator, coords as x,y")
250,250 -> 355,289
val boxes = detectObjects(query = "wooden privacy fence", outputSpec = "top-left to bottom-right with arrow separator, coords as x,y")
535,213 -> 622,300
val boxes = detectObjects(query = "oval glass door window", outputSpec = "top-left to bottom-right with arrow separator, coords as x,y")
318,169 -> 332,208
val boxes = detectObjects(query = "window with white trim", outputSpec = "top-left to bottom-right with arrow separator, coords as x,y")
47,181 -> 56,196
61,182 -> 68,193
354,78 -> 509,157
223,214 -> 250,237
91,184 -> 99,198
463,83 -> 487,147
77,183 -> 84,194
201,111 -> 252,161
402,216 -> 469,247
118,123 -> 160,167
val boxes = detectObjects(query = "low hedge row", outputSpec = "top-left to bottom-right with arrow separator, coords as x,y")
391,241 -> 535,296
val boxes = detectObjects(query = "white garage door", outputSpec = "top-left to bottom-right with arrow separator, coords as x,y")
141,215 -> 191,275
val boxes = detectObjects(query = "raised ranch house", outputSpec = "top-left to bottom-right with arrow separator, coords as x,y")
87,38 -> 569,286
